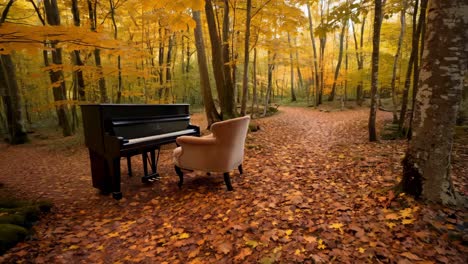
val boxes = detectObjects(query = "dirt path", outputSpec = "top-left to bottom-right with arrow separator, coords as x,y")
0,107 -> 466,263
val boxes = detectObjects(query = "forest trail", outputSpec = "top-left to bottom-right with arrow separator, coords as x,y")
0,107 -> 466,263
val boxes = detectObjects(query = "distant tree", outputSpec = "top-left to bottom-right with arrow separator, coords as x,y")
401,0 -> 467,205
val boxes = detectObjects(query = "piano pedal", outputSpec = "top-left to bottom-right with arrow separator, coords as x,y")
142,173 -> 160,183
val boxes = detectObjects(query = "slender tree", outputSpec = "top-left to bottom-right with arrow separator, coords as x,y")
43,0 -> 72,136
329,19 -> 347,101
368,0 -> 384,142
287,33 -> 297,102
240,0 -> 252,115
390,1 -> 406,123
401,0 -> 467,205
306,3 -> 320,107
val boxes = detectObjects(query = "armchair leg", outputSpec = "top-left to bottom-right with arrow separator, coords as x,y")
223,172 -> 234,191
175,165 -> 184,188
238,164 -> 243,175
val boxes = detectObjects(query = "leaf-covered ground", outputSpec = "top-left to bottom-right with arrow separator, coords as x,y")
0,107 -> 466,263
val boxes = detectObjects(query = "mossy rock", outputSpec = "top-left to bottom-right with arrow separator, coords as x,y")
0,224 -> 29,255
0,214 -> 28,227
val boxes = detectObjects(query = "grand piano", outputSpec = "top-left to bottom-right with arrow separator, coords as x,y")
80,104 -> 200,199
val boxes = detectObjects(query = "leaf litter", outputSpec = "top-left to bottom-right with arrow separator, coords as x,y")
0,107 -> 466,263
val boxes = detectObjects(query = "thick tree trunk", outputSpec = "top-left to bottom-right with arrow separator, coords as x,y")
205,0 -> 236,119
193,11 -> 221,127
368,0 -> 383,142
0,1 -> 28,144
240,0 -> 252,115
306,4 -> 320,107
44,0 -> 72,136
0,55 -> 28,144
401,0 -> 467,205
390,3 -> 406,124
329,20 -> 347,102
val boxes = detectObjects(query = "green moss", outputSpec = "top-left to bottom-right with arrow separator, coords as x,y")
0,224 -> 29,255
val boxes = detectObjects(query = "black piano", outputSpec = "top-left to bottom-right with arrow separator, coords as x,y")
80,104 -> 200,200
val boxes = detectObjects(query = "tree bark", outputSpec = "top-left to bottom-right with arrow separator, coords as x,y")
352,13 -> 366,106
0,55 -> 28,144
329,19 -> 347,102
0,0 -> 28,144
408,0 -> 428,135
287,33 -> 297,102
87,0 -> 108,103
390,2 -> 406,123
398,0 -> 424,131
44,0 -> 72,136
251,47 -> 258,117
193,11 -> 221,127
306,3 -> 320,107
401,0 -> 467,205
240,0 -> 252,115
205,0 -> 236,119
263,51 -> 276,117
368,0 -> 384,142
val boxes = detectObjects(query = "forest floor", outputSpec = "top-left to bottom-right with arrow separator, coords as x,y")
0,106 -> 466,263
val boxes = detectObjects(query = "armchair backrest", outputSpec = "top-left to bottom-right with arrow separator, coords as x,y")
211,115 -> 250,161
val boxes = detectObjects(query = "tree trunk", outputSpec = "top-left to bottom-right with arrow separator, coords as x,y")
222,0 -> 236,118
408,0 -> 428,136
352,13 -> 366,106
44,0 -> 72,136
329,19 -> 347,101
240,0 -> 252,115
287,33 -> 297,102
263,51 -> 276,117
401,0 -> 467,205
109,0 -> 122,103
205,0 -> 235,119
0,55 -> 28,144
251,47 -> 258,117
0,0 -> 28,144
390,2 -> 406,124
294,38 -> 304,95
193,11 -> 221,127
71,0 -> 85,101
87,0 -> 108,103
306,3 -> 320,107
398,0 -> 423,131
368,0 -> 384,142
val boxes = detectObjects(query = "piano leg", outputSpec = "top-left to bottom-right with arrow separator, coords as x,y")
127,156 -> 132,177
142,149 -> 160,183
142,152 -> 148,176
107,157 -> 122,200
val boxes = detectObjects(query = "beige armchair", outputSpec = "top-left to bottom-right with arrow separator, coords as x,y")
173,116 -> 251,190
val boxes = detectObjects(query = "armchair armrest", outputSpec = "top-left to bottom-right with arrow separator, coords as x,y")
176,135 -> 217,145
